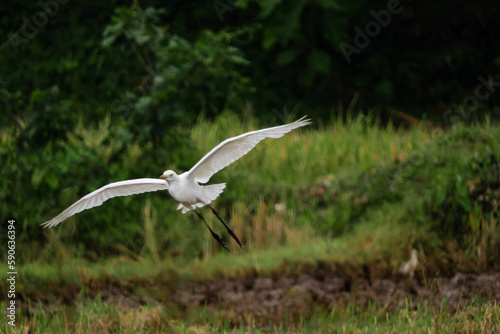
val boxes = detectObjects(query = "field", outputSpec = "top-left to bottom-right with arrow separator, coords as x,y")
1,114 -> 500,333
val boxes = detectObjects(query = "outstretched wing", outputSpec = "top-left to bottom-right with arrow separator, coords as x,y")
42,178 -> 169,228
187,116 -> 311,183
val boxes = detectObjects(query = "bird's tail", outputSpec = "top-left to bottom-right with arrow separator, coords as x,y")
202,183 -> 226,203
177,183 -> 226,214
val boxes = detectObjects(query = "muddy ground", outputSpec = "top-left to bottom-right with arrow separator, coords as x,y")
17,260 -> 500,327
170,268 -> 500,323
34,262 -> 497,325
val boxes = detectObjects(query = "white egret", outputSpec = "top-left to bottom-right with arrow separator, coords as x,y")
399,249 -> 419,278
42,117 -> 311,250
383,249 -> 420,311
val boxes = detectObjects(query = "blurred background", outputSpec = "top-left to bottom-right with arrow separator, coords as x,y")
1,0 -> 499,332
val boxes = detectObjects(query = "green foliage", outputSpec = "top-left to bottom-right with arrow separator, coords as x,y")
1,0 -> 499,134
1,1 -> 499,269
101,4 -> 254,142
237,0 -> 500,119
303,120 -> 500,267
0,2 -> 254,152
2,110 -> 499,267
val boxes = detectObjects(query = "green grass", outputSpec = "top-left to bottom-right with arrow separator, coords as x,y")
1,216 -> 412,299
6,112 -> 499,262
2,297 -> 498,333
1,113 -> 500,332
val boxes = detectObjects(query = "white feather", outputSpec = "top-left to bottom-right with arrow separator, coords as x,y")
43,117 -> 311,230
41,178 -> 168,228
187,116 -> 311,183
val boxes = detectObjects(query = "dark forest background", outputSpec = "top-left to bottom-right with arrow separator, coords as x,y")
2,0 -> 499,132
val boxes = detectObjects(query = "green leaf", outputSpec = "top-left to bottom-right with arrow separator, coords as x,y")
307,49 -> 331,74
136,96 -> 152,113
101,35 -> 116,48
316,0 -> 344,10
276,49 -> 301,66
259,0 -> 283,18
281,0 -> 307,44
45,172 -> 60,190
457,195 -> 471,212
262,28 -> 277,50
228,53 -> 249,65
436,189 -> 447,205
32,168 -> 47,189
373,80 -> 394,101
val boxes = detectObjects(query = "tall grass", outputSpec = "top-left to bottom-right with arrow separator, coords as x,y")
2,298 -> 498,333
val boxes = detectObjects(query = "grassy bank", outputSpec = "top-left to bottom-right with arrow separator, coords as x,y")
24,113 -> 499,267
1,114 -> 500,331
2,296 -> 499,333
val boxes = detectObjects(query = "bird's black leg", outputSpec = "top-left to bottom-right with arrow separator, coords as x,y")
193,209 -> 230,251
207,204 -> 244,249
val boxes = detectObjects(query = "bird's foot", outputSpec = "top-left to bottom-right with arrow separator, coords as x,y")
208,205 -> 244,249
210,231 -> 230,252
226,226 -> 244,249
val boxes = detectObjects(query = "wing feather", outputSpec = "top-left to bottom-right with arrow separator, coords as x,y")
41,178 -> 169,228
187,116 -> 311,183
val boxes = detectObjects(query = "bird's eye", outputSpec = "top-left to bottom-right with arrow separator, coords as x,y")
167,174 -> 172,178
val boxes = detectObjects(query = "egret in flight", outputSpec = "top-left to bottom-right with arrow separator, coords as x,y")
42,117 -> 311,250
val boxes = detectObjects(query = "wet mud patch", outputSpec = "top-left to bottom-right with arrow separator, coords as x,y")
172,268 -> 500,324
17,263 -> 500,326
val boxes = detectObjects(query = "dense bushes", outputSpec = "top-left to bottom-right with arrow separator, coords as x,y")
1,1 -> 499,134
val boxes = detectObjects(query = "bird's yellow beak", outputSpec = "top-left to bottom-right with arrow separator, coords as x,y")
159,175 -> 166,179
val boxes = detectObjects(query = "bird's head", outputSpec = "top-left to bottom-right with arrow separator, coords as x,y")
160,170 -> 177,182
